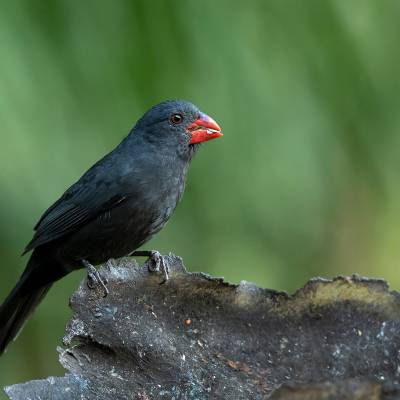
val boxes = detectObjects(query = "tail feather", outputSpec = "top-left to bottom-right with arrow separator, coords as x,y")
0,254 -> 54,355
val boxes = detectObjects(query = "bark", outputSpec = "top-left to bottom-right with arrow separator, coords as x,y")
4,255 -> 400,399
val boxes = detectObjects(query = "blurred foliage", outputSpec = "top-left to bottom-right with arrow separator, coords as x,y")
1,0 -> 400,393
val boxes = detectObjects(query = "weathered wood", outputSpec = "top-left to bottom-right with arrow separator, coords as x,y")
5,255 -> 400,399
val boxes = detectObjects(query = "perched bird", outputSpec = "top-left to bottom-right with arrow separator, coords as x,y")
0,100 -> 223,355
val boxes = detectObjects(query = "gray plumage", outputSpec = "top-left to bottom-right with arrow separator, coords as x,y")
0,100 -> 215,354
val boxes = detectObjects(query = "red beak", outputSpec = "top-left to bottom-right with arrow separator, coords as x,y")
187,112 -> 223,145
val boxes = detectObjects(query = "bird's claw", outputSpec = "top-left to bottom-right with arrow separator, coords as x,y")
83,260 -> 109,297
147,251 -> 169,283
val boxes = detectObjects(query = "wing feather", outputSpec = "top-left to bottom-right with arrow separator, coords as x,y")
24,192 -> 126,254
24,147 -> 131,254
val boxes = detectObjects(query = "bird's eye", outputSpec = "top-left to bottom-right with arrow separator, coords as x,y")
170,113 -> 183,124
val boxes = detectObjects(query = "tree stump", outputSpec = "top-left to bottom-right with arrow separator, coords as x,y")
4,255 -> 400,399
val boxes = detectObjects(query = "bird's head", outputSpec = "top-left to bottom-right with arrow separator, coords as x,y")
134,100 -> 223,153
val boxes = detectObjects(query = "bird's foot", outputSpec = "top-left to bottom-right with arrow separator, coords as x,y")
131,250 -> 169,283
82,259 -> 109,297
148,250 -> 169,283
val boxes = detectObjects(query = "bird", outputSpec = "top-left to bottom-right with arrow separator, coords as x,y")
0,99 -> 223,355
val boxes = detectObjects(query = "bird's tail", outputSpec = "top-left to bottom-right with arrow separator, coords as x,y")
0,254 -> 54,355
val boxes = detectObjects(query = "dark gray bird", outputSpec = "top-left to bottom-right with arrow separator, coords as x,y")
0,100 -> 223,355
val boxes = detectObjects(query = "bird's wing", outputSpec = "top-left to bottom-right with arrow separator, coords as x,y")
23,177 -> 127,254
24,190 -> 126,253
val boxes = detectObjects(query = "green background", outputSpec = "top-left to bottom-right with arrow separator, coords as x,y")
1,0 -> 400,394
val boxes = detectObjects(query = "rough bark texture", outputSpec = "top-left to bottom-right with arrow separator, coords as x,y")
4,255 -> 400,399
